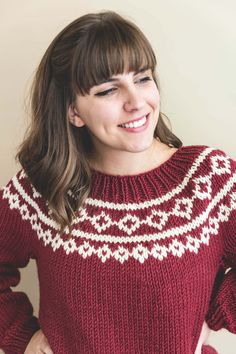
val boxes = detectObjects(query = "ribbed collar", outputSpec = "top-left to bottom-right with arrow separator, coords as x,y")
89,145 -> 206,203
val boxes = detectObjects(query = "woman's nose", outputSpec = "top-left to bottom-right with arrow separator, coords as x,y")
123,87 -> 145,112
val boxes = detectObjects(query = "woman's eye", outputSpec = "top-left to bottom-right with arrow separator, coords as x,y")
138,76 -> 152,83
95,88 -> 117,96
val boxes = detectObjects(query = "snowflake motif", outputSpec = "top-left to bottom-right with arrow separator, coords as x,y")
152,243 -> 168,261
78,241 -> 94,259
91,212 -> 113,233
97,244 -> 111,262
172,198 -> 193,220
211,155 -> 231,176
186,235 -> 201,253
193,176 -> 212,200
9,194 -> 20,209
208,217 -> 219,235
217,204 -> 231,222
118,214 -> 140,235
43,229 -> 53,245
113,246 -> 130,263
20,204 -> 30,220
146,210 -> 168,230
30,214 -> 39,231
132,244 -> 149,263
169,239 -> 185,257
51,235 -> 63,251
64,238 -> 77,255
37,224 -> 45,240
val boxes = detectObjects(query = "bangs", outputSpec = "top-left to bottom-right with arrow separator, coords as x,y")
71,19 -> 157,96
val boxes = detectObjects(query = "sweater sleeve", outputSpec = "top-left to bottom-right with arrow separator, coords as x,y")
205,154 -> 236,333
0,187 -> 40,353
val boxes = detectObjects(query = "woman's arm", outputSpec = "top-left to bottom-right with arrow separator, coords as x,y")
205,156 -> 236,333
0,188 -> 40,353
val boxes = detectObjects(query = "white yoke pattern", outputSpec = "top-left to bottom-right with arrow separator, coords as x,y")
2,147 -> 236,264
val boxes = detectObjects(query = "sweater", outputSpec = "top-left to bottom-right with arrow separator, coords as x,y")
0,145 -> 236,354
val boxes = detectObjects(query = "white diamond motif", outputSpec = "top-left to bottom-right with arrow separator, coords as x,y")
193,176 -> 212,200
146,210 -> 168,230
211,155 -> 231,175
118,214 -> 140,235
172,198 -> 193,220
91,212 -> 113,233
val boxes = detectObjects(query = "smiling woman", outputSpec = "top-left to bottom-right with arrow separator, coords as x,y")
68,69 -> 161,171
0,10 -> 236,354
16,10 -> 182,231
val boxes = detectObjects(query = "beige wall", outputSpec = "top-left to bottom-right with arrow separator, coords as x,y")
0,1 -> 235,353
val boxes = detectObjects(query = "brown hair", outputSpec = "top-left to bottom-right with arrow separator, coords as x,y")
16,10 -> 182,232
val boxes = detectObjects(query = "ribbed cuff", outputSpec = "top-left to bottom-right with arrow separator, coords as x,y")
205,302 -> 227,331
2,316 -> 40,354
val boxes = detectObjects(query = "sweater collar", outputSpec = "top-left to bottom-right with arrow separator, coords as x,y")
88,145 -> 202,203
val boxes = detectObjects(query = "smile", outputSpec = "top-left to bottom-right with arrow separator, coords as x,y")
119,115 -> 148,129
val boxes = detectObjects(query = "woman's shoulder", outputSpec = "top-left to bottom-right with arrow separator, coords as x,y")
2,169 -> 41,199
1,169 -> 48,219
179,144 -> 235,164
181,144 -> 236,187
173,144 -> 236,185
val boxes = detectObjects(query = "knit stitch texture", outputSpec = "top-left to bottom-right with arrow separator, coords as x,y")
0,145 -> 236,353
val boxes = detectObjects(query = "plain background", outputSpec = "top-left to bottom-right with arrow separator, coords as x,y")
0,1 -> 235,353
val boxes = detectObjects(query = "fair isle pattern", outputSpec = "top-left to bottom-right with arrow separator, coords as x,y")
3,147 -> 236,264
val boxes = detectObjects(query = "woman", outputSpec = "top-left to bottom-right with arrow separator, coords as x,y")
0,10 -> 235,354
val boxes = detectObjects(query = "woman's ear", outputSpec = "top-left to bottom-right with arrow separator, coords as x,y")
68,105 -> 85,128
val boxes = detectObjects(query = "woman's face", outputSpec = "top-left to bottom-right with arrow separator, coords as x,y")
69,68 -> 160,162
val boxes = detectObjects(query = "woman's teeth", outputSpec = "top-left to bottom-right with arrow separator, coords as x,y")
120,115 -> 147,128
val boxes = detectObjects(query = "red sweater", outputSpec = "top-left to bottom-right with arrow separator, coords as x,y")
0,145 -> 236,354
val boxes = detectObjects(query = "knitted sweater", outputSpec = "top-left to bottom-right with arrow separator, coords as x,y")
0,145 -> 236,354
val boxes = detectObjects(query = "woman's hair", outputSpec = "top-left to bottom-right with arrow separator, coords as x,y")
16,10 -> 182,233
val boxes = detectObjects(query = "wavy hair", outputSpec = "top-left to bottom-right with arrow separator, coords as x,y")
16,11 -> 182,232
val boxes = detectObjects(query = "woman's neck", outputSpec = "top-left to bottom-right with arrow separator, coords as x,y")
88,139 -> 177,176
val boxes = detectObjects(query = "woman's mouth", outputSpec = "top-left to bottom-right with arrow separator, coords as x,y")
118,114 -> 150,131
